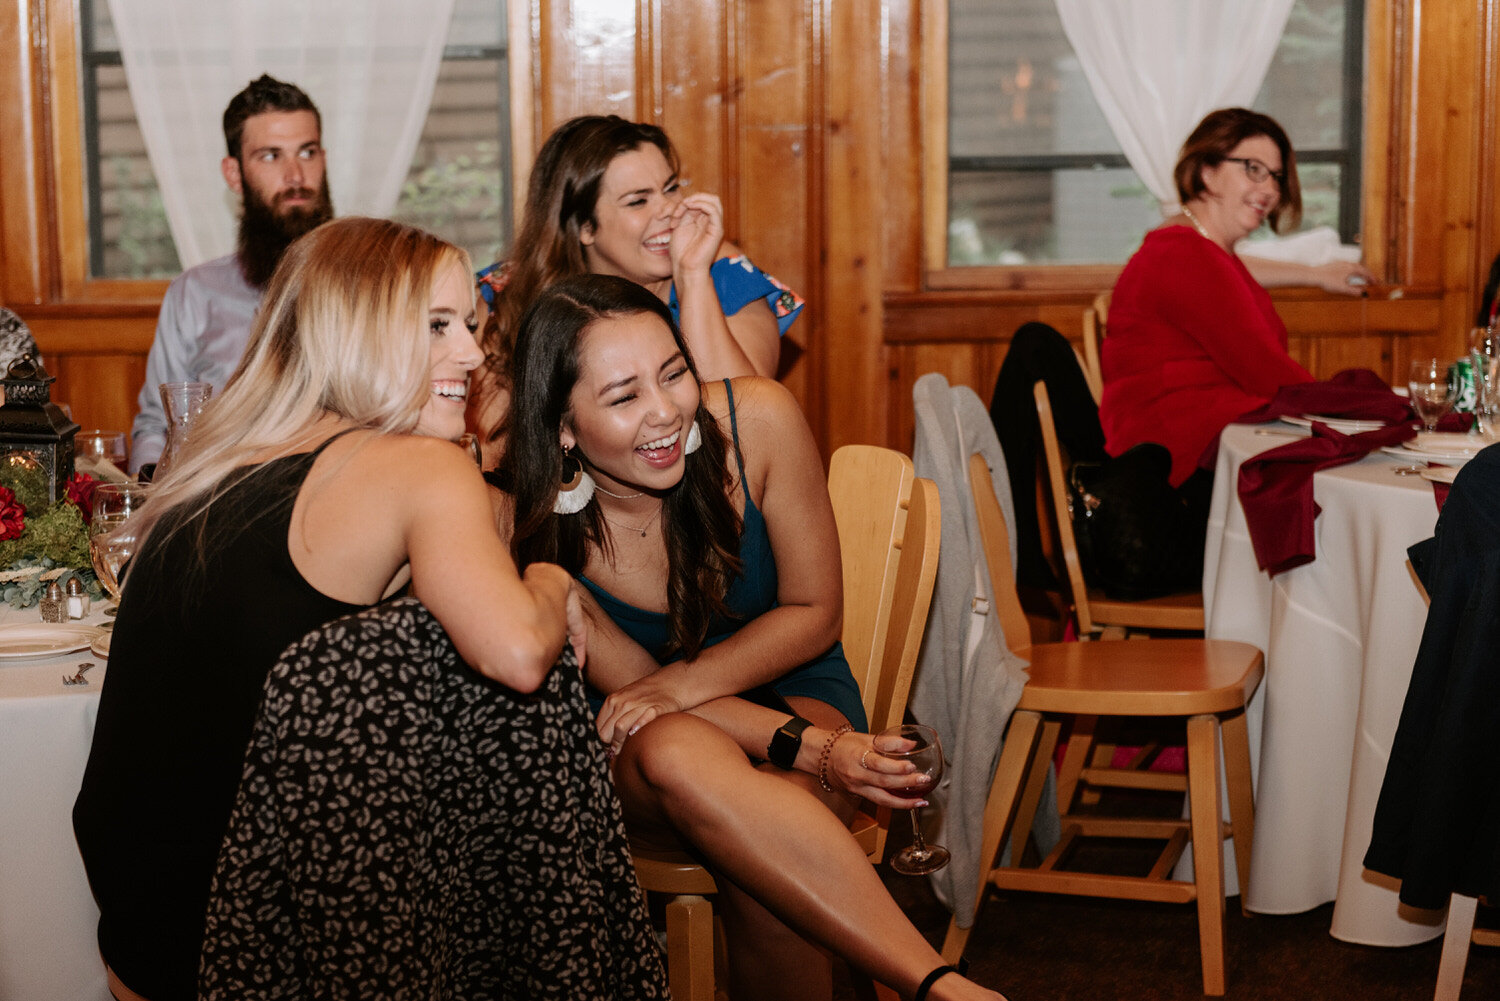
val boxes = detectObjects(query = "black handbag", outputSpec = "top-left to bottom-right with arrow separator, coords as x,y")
1068,443 -> 1202,601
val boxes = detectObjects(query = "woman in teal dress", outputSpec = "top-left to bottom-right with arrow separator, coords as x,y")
470,115 -> 803,467
502,273 -> 1007,1001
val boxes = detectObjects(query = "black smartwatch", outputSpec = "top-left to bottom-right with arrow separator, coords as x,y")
766,715 -> 814,770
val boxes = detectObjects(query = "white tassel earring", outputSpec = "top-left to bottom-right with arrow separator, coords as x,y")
683,420 -> 703,455
553,446 -> 596,514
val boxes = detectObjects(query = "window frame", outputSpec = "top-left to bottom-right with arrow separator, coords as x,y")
920,0 -> 1381,293
38,0 -> 529,303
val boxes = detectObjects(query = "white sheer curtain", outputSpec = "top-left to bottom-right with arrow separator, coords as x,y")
107,1 -> 457,269
1053,0 -> 1296,217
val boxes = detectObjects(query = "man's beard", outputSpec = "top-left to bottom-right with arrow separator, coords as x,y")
236,177 -> 335,288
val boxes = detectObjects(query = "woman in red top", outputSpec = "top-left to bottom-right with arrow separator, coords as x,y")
1094,108 -> 1371,595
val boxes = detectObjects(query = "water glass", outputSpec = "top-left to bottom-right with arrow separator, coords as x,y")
1407,359 -> 1454,432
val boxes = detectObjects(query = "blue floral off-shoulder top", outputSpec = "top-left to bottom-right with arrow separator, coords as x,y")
476,255 -> 805,336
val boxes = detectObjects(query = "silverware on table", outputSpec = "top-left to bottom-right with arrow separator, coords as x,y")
62,662 -> 95,686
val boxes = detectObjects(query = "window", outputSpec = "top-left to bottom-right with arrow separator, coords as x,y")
77,0 -> 510,280
944,0 -> 1364,268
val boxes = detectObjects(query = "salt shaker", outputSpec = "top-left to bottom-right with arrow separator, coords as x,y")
65,576 -> 90,619
39,581 -> 67,623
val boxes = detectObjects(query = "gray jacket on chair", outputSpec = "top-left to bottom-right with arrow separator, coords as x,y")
909,372 -> 1059,925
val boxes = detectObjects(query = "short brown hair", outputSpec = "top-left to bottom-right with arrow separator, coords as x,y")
222,74 -> 321,160
1173,108 -> 1301,233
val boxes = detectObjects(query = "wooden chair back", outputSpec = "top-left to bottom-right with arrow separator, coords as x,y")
1032,381 -> 1204,637
1033,380 -> 1101,634
827,444 -> 915,721
967,452 -> 1032,657
1080,289 -> 1110,405
829,445 -> 943,862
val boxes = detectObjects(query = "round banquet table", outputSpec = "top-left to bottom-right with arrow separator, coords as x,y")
0,605 -> 113,1001
1203,422 -> 1447,946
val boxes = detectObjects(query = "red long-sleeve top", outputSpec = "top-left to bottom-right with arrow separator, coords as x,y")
1099,226 -> 1313,485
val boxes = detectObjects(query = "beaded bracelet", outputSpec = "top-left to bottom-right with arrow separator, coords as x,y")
818,723 -> 854,792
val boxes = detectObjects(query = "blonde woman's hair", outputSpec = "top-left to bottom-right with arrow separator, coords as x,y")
129,216 -> 471,553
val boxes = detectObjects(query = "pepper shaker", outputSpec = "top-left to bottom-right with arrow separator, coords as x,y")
39,581 -> 68,623
65,576 -> 90,619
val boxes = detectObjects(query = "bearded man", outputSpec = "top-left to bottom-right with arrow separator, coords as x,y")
130,75 -> 334,471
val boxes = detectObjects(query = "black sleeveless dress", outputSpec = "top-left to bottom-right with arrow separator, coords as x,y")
73,439 -> 372,1001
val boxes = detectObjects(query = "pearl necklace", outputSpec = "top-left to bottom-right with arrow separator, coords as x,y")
1181,205 -> 1214,243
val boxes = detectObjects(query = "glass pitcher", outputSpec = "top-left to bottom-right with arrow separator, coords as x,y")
156,381 -> 212,478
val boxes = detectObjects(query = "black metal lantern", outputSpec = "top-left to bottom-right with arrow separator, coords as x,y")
0,353 -> 79,503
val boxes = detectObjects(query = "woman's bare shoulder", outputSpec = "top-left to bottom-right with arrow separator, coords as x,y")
328,433 -> 480,497
716,376 -> 802,427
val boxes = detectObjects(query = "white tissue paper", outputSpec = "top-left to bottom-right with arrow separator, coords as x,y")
1235,225 -> 1363,266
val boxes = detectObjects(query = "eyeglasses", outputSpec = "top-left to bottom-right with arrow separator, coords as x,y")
1224,157 -> 1286,186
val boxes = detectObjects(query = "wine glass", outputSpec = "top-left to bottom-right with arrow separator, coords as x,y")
875,723 -> 951,875
75,430 -> 129,480
90,482 -> 149,606
1407,358 -> 1454,433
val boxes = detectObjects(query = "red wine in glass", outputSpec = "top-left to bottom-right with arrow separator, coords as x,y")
875,723 -> 951,875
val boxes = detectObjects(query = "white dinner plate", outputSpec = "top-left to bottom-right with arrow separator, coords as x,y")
1281,414 -> 1396,435
1380,445 -> 1473,467
1420,465 -> 1461,484
1405,432 -> 1488,457
0,623 -> 106,660
90,631 -> 111,658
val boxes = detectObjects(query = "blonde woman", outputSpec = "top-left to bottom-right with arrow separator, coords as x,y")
73,218 -> 665,1001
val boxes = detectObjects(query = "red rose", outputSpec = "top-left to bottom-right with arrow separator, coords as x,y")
65,472 -> 98,525
0,486 -> 25,541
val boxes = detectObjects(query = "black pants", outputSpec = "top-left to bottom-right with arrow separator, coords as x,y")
989,322 -> 1107,590
989,321 -> 1209,599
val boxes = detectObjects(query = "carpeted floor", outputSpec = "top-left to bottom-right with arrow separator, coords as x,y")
835,805 -> 1500,1001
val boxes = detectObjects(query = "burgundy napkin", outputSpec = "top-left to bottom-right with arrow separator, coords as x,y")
1433,481 -> 1451,511
1238,420 -> 1417,575
1434,412 -> 1477,433
1237,368 -> 1413,425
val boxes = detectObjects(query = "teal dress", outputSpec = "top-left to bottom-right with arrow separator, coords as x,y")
580,382 -> 865,731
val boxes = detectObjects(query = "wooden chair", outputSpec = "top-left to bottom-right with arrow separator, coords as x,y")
942,452 -> 1262,996
1080,290 -> 1110,405
1435,895 -> 1500,1001
1035,378 -> 1206,805
631,445 -> 943,1001
1034,379 -> 1204,639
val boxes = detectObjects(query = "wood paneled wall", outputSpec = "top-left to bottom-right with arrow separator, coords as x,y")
2,0 -> 1497,457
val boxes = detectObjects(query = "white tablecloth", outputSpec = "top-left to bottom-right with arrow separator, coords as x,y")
0,609 -> 113,1001
1204,423 -> 1446,945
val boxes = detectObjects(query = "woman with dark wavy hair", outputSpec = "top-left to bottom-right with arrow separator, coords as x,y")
503,273 -> 1007,1001
470,114 -> 803,467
